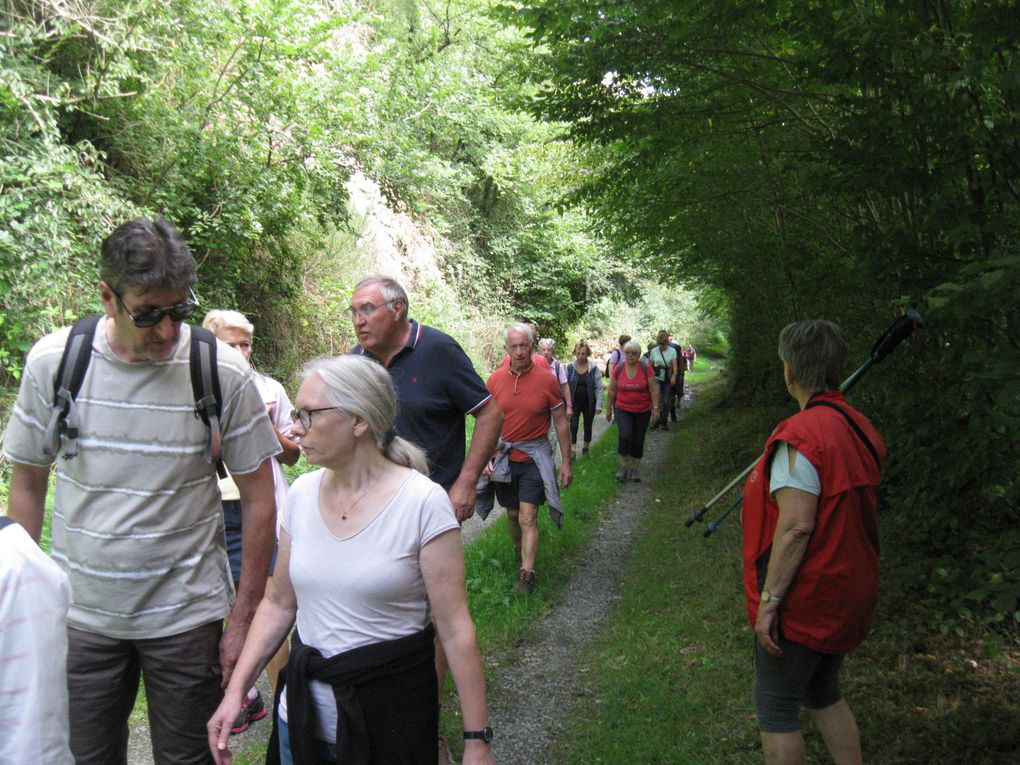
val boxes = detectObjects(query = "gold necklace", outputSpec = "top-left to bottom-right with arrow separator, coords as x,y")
336,473 -> 379,521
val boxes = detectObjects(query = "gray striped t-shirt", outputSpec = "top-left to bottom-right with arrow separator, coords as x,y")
3,319 -> 281,639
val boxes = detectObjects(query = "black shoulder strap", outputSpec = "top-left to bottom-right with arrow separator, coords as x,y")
805,400 -> 881,469
0,516 -> 17,532
189,326 -> 226,478
44,316 -> 101,459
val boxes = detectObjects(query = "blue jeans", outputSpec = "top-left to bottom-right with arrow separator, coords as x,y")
278,714 -> 337,764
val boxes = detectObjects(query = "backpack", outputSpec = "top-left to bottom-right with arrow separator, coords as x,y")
612,359 -> 652,383
604,348 -> 621,378
42,317 -> 226,477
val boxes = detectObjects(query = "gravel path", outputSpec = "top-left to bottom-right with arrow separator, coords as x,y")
128,394 -> 693,764
481,410 -> 683,765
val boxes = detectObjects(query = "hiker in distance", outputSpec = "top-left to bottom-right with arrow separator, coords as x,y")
3,217 -> 280,764
476,323 -> 572,593
605,339 -> 660,482
742,320 -> 886,765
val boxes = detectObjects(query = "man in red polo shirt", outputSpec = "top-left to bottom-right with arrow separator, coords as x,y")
484,324 -> 572,593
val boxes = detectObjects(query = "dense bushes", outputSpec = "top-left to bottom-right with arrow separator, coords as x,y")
516,0 -> 1019,632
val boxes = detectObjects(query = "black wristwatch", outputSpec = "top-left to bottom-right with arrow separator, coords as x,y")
463,726 -> 494,743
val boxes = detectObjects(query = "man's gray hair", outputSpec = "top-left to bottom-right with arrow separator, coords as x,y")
354,276 -> 409,321
778,320 -> 847,395
504,323 -> 535,346
100,217 -> 196,294
302,355 -> 428,474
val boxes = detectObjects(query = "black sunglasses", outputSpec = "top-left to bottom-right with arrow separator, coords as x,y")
110,285 -> 200,328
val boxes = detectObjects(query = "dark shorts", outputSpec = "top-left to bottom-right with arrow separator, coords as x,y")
753,636 -> 844,732
494,458 -> 546,510
67,621 -> 223,764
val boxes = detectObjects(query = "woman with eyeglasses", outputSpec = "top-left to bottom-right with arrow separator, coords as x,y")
207,354 -> 496,765
202,310 -> 300,734
604,339 -> 660,482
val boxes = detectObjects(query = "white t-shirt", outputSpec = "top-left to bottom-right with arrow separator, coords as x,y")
0,520 -> 74,764
278,468 -> 459,741
769,441 -> 821,497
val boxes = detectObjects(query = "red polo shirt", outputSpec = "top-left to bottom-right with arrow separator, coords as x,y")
486,362 -> 564,462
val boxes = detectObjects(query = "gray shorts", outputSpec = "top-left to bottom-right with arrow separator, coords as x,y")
753,636 -> 844,732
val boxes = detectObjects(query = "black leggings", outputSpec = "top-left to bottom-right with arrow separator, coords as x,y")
615,408 -> 651,459
570,406 -> 594,444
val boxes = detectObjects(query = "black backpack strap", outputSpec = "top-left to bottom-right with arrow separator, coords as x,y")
44,316 -> 101,460
189,326 -> 226,478
805,400 -> 881,469
0,516 -> 17,532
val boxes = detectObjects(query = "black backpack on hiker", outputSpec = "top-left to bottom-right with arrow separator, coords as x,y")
42,318 -> 226,476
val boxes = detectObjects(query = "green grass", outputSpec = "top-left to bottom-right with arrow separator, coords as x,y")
553,381 -> 1020,764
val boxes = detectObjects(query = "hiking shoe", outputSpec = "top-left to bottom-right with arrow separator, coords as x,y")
514,568 -> 536,594
438,731 -> 457,765
629,468 -> 641,482
615,466 -> 628,482
582,447 -> 590,457
670,409 -> 677,422
231,690 -> 268,735
661,421 -> 669,431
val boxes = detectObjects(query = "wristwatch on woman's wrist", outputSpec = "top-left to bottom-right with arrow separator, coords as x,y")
464,727 -> 494,743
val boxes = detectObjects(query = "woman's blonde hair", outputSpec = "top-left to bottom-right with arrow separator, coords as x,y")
302,355 -> 428,474
202,309 -> 254,337
573,339 -> 591,356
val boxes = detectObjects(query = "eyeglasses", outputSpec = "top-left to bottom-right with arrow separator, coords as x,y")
348,299 -> 395,319
290,407 -> 343,430
110,285 -> 200,328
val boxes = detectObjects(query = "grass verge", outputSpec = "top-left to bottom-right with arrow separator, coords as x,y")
554,381 -> 1020,764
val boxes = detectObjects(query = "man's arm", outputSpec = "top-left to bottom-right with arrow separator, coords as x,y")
448,400 -> 504,522
220,459 -> 276,686
7,463 -> 51,543
551,405 -> 573,489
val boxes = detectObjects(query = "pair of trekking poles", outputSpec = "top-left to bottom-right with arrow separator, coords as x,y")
685,310 -> 923,538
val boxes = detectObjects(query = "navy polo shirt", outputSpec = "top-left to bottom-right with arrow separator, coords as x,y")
354,320 -> 492,491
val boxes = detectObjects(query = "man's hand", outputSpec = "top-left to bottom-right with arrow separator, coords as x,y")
558,461 -> 573,490
219,617 -> 251,687
448,474 -> 478,523
755,602 -> 782,657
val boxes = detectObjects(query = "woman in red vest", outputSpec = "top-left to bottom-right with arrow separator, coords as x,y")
742,320 -> 885,765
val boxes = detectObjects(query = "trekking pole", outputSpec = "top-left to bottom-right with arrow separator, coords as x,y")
686,309 -> 923,534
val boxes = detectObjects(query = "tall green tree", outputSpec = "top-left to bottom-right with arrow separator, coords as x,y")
512,0 -> 1020,630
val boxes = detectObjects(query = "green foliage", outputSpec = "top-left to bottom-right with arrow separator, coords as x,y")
514,0 -> 1020,629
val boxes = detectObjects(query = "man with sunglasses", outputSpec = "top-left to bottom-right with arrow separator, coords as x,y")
3,217 -> 281,765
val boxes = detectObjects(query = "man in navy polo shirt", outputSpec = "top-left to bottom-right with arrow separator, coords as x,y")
350,275 -> 504,765
349,275 -> 503,512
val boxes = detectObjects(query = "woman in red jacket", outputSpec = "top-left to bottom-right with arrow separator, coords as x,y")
742,320 -> 885,765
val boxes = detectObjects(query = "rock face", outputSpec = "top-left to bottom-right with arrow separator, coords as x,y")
345,170 -> 448,289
